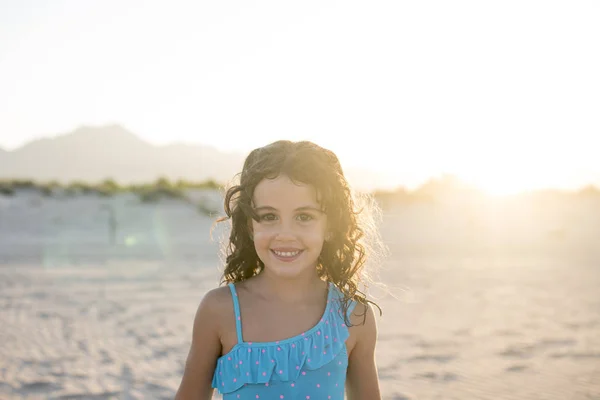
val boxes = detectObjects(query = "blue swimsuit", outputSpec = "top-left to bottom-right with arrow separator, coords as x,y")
212,282 -> 357,399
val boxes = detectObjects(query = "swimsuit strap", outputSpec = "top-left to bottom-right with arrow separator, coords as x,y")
228,283 -> 244,344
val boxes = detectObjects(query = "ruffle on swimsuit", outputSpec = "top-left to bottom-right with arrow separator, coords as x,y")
211,282 -> 356,394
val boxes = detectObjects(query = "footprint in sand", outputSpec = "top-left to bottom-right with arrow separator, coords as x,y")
499,343 -> 536,359
413,371 -> 459,382
407,354 -> 457,363
549,351 -> 600,359
389,394 -> 415,400
505,364 -> 530,372
17,381 -> 62,395
500,338 -> 578,359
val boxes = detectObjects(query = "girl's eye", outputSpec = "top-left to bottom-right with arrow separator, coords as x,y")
297,213 -> 314,222
259,213 -> 277,221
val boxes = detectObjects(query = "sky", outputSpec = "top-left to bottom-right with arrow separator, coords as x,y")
1,0 -> 599,194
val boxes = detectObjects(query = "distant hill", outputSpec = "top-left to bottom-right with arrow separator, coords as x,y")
0,125 -> 245,185
0,125 -> 392,190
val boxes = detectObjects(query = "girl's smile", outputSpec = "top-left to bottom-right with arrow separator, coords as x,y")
270,248 -> 304,261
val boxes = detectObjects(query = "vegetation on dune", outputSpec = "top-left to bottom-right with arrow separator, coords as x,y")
0,177 -> 223,216
0,175 -> 219,197
1,175 -> 598,215
0,178 -> 222,198
132,177 -> 187,203
0,183 -> 14,196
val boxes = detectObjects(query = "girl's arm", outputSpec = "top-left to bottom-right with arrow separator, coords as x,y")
175,289 -> 224,400
346,302 -> 382,400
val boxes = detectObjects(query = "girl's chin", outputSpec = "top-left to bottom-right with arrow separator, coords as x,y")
262,258 -> 320,276
264,266 -> 316,279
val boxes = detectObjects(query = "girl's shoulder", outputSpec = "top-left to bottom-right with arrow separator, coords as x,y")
345,299 -> 379,357
200,278 -> 255,308
195,285 -> 236,330
329,285 -> 375,321
200,285 -> 234,310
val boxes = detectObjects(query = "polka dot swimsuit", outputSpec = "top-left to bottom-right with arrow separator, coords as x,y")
212,282 -> 356,399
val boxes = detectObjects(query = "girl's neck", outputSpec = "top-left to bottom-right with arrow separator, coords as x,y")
254,269 -> 326,304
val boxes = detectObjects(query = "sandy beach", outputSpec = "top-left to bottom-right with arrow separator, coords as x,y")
1,189 -> 599,399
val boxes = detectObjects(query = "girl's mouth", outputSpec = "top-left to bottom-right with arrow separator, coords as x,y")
271,249 -> 303,262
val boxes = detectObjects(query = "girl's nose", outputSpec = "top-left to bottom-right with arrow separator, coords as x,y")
274,220 -> 296,239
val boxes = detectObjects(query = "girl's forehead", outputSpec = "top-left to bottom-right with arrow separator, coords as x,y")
252,175 -> 321,207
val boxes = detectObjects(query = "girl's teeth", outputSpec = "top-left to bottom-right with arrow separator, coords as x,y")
274,251 -> 300,257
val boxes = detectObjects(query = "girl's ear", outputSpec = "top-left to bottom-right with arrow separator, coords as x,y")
325,232 -> 333,242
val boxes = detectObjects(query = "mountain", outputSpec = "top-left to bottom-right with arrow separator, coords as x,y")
0,125 -> 244,184
0,125 -> 391,190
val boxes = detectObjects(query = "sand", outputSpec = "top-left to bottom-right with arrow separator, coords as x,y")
1,189 -> 599,399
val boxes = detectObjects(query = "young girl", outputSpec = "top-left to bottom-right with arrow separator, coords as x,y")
175,140 -> 384,399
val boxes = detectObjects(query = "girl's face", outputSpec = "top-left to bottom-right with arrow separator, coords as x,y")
251,175 -> 328,280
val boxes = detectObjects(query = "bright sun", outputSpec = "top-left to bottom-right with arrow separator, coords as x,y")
459,169 -> 542,197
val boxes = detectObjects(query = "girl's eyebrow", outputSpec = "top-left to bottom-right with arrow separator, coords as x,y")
253,205 -> 324,213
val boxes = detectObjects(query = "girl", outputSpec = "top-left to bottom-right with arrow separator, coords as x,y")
175,140 -> 384,399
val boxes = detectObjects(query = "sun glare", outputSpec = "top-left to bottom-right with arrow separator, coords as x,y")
460,170 -> 542,197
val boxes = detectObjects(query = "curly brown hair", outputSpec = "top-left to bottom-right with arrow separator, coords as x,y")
218,140 -> 383,326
